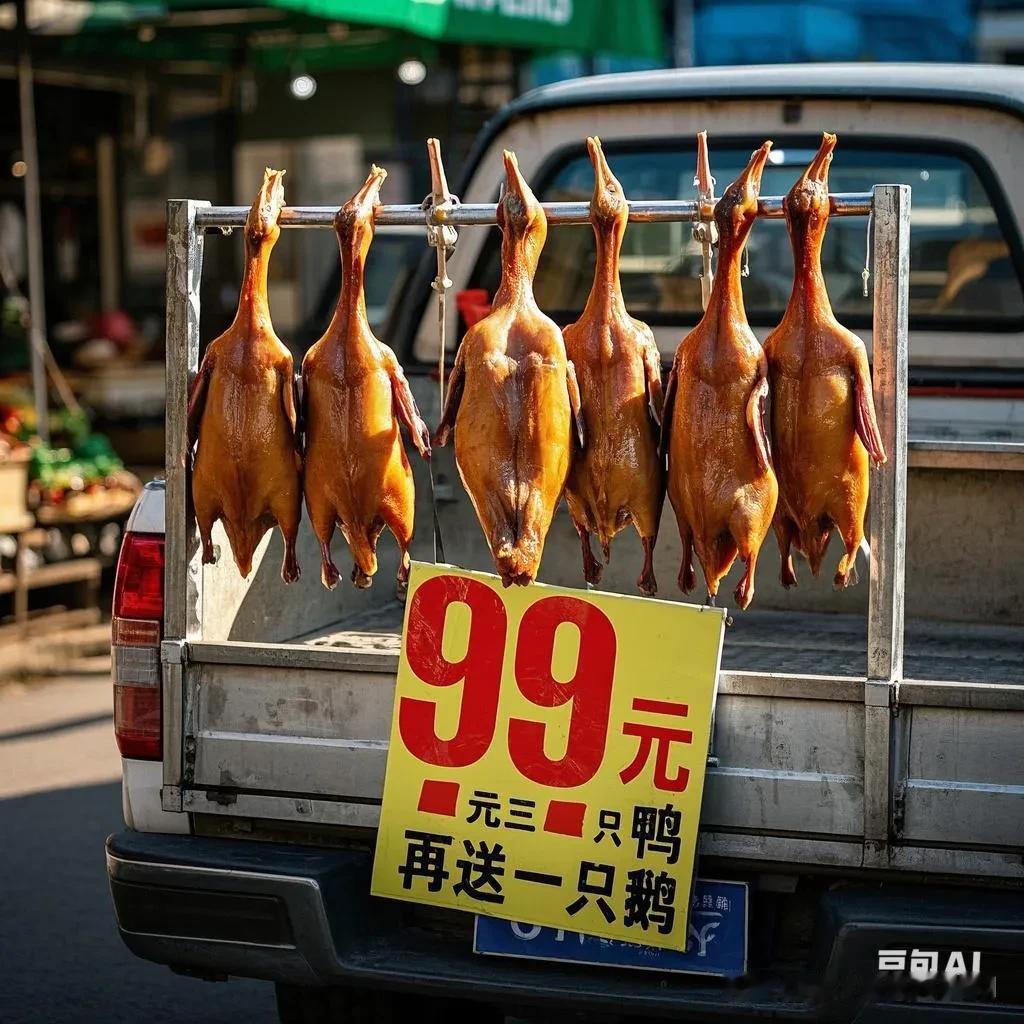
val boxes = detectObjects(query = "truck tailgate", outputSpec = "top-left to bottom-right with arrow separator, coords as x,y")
173,605 -> 1024,878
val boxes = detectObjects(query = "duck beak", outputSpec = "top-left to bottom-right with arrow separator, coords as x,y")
351,164 -> 388,210
695,130 -> 713,196
739,141 -> 773,192
259,167 -> 286,215
587,135 -> 624,208
248,167 -> 286,238
587,136 -> 608,191
806,132 -> 837,184
502,149 -> 533,205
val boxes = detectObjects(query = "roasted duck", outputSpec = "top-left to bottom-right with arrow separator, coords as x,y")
188,168 -> 302,582
303,165 -> 431,590
434,150 -> 583,587
662,142 -> 778,609
764,133 -> 886,589
562,137 -> 664,595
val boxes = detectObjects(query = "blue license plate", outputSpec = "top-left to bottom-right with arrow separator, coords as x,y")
474,878 -> 747,979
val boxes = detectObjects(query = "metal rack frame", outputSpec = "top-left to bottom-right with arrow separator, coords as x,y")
163,185 -> 910,850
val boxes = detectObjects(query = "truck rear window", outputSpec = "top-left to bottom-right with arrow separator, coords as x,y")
475,142 -> 1024,335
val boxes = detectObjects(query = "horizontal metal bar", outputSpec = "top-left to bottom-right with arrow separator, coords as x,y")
718,671 -> 864,703
907,438 -> 1024,472
898,679 -> 1024,711
188,639 -> 398,674
193,191 -> 874,231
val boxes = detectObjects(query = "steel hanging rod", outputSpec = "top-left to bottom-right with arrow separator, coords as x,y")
194,191 -> 874,231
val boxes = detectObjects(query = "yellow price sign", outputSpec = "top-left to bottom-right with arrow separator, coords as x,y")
371,563 -> 725,950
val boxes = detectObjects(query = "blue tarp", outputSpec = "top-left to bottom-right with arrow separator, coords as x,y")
695,0 -> 975,65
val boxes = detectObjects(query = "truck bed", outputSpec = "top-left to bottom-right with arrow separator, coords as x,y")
299,604 -> 1023,685
174,594 -> 1023,881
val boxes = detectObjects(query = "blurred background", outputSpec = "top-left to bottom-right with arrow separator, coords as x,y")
0,0 -> 1018,656
0,5 -> 1021,1022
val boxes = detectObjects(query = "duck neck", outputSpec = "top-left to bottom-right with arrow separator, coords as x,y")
494,232 -> 539,307
709,232 -> 748,323
583,219 -> 627,318
233,239 -> 273,331
332,237 -> 369,331
786,223 -> 831,318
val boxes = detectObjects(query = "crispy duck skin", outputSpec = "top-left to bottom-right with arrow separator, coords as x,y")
662,143 -> 778,610
302,166 -> 431,591
764,133 -> 886,589
434,150 -> 583,587
562,137 -> 665,595
188,168 -> 302,583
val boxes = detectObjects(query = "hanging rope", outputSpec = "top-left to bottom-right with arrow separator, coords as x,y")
862,206 -> 874,298
420,138 -> 460,566
692,130 -> 718,312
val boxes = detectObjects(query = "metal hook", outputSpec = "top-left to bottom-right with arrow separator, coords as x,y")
692,130 -> 718,311
421,137 -> 461,406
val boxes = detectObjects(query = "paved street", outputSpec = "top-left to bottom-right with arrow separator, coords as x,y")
0,673 -> 277,1024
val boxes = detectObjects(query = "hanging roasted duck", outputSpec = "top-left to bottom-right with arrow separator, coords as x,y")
303,165 -> 431,591
188,167 -> 302,582
562,137 -> 664,595
661,142 -> 778,609
434,150 -> 583,587
764,133 -> 886,588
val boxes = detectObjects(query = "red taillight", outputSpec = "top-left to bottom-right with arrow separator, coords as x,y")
114,684 -> 162,759
111,616 -> 162,647
112,531 -> 164,760
113,532 -> 165,621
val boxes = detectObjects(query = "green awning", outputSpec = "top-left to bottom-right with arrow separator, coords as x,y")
76,0 -> 665,62
252,0 -> 667,60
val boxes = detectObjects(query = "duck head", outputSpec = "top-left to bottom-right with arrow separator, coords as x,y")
496,150 -> 546,274
714,141 -> 772,250
785,132 -> 836,242
245,167 -> 286,250
335,164 -> 388,265
587,136 -> 627,232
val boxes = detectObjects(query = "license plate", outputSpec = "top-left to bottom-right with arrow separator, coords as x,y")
474,878 -> 748,979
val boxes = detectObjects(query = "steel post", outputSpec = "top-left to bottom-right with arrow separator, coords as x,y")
163,199 -> 209,811
863,183 -> 911,852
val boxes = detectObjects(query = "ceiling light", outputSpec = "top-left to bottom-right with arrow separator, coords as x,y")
289,73 -> 317,100
11,160 -> 26,178
397,59 -> 427,86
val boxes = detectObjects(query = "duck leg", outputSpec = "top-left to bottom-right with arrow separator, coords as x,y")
319,538 -> 341,590
279,522 -> 301,584
637,535 -> 657,597
379,499 -> 414,592
347,519 -> 383,589
195,498 -> 219,566
270,487 -> 302,584
574,519 -> 603,586
775,515 -> 799,588
307,495 -> 342,589
832,507 -> 865,589
734,545 -> 760,610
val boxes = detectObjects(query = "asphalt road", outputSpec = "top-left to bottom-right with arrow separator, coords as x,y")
0,673 -> 278,1024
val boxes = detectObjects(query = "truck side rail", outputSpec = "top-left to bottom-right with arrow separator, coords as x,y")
162,183 -> 1024,873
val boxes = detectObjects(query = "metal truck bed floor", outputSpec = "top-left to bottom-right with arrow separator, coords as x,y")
297,604 -> 1022,685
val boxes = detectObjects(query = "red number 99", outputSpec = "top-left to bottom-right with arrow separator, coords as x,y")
508,596 -> 617,787
399,574 -> 507,767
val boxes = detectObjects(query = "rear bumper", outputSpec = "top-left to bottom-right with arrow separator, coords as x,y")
107,830 -> 1024,1022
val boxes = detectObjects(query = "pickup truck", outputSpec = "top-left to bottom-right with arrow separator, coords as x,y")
107,64 -> 1024,1023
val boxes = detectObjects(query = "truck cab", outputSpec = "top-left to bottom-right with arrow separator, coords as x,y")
108,65 -> 1024,1023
